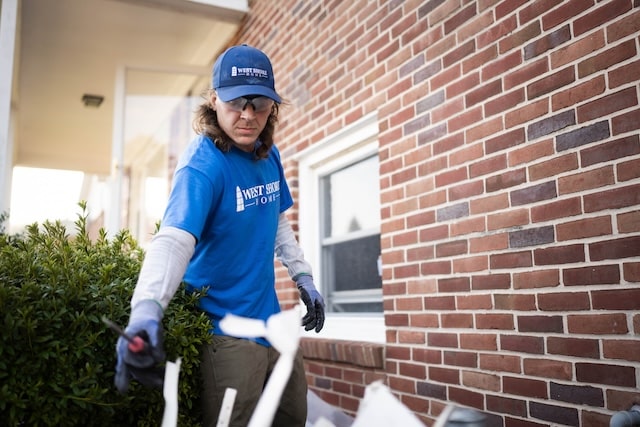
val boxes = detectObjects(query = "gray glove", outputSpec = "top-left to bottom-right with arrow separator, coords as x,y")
297,275 -> 325,333
114,300 -> 165,394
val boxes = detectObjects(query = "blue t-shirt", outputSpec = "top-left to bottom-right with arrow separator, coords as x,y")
162,135 -> 293,346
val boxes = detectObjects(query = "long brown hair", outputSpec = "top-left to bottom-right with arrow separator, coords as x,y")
192,90 -> 280,160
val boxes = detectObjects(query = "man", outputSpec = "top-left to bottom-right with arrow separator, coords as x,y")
115,44 -> 325,427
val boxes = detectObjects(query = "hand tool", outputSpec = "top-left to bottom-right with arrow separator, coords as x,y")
101,315 -> 147,353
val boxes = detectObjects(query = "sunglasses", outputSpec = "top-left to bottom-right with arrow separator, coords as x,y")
222,95 -> 274,113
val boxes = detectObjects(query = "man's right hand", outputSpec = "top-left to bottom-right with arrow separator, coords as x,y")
114,300 -> 166,394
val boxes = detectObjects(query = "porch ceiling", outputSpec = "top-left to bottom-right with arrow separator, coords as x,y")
14,0 -> 246,175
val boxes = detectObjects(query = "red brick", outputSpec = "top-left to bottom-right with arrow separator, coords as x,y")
496,0 -> 528,19
584,183 -> 640,212
501,335 -> 545,355
487,394 -> 533,418
551,75 -> 606,111
563,264 -> 621,286
424,295 -> 455,311
427,331 -> 458,348
470,153 -> 507,178
396,296 -> 424,311
451,143 -> 484,167
550,29 -> 605,69
576,363 -> 636,387
589,235 -> 640,261
476,313 -> 514,330
469,275 -> 509,293
578,39 -> 637,78
458,10 -> 495,44
450,217 -> 487,237
410,313 -> 439,329
513,269 -> 560,289
509,138 -> 554,166
443,39 -> 476,68
534,244 -> 586,265
444,3 -> 477,34
463,371 -> 500,392
399,361 -> 426,379
556,215 -> 613,241
487,208 -> 529,231
478,15 -> 517,48
486,168 -> 527,192
558,166 -> 615,195
504,57 -> 547,90
518,315 -> 563,333
494,293 -> 537,311
527,66 -> 575,100
581,135 -> 640,167
470,233 -> 509,253
466,79 -> 502,108
531,197 -> 582,223
541,0 -> 594,31
429,366 -> 461,385
538,291 -> 590,310
603,339 -> 640,362
618,210 -> 640,233
490,251 -> 533,269
457,293 -> 494,309
485,88 -> 526,118
593,288 -> 640,310
448,106 -> 483,133
398,330 -> 425,344
454,253 -> 487,273
499,20 -> 541,54
529,153 -> 578,181
438,276 -> 471,292
618,157 -> 640,182
623,262 -> 640,282
442,313 -> 474,329
460,333 -> 498,351
547,336 -> 600,358
577,87 -> 638,123
470,193 -> 509,214
609,59 -> 640,88
505,98 -> 549,128
503,375 -> 548,399
608,389 -> 640,412
573,0 -> 631,37
446,72 -> 481,99
607,9 -> 640,42
463,44 -> 498,75
480,353 -> 522,373
523,358 -> 572,380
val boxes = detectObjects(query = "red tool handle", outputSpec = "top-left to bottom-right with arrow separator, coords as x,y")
127,335 -> 147,353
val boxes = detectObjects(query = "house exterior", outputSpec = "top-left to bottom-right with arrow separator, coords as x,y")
231,1 -> 639,426
2,0 -> 638,425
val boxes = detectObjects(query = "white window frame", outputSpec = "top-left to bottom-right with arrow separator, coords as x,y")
294,113 -> 384,343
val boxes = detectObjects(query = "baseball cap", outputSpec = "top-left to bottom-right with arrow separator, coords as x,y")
212,44 -> 281,103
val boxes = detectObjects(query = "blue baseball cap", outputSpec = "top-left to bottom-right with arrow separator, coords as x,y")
212,44 -> 281,103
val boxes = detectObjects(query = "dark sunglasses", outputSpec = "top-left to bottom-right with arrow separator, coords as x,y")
223,95 -> 274,113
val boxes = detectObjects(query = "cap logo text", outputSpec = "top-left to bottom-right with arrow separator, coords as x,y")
230,66 -> 268,79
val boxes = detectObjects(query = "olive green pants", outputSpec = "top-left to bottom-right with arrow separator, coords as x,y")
200,335 -> 308,427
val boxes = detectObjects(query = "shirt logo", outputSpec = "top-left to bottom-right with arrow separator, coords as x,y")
235,180 -> 280,212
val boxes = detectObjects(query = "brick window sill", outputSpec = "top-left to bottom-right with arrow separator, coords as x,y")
300,337 -> 385,369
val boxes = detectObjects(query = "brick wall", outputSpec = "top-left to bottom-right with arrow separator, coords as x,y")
232,0 -> 640,425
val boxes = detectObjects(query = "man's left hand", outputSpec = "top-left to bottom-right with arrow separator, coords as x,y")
296,275 -> 325,333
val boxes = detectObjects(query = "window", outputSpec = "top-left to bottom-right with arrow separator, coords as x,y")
320,155 -> 382,313
295,113 -> 384,343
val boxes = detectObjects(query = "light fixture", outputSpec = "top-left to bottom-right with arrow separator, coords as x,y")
81,94 -> 104,108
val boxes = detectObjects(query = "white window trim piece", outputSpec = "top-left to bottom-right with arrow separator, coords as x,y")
294,113 -> 385,344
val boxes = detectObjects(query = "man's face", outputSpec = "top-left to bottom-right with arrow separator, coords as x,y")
212,92 -> 274,152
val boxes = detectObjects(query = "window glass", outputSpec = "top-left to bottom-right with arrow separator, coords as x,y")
322,156 -> 380,237
320,155 -> 382,313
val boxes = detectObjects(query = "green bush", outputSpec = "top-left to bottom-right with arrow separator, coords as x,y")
0,204 -> 211,426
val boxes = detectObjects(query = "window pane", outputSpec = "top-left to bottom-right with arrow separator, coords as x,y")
324,234 -> 381,292
320,154 -> 382,314
322,156 -> 380,238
